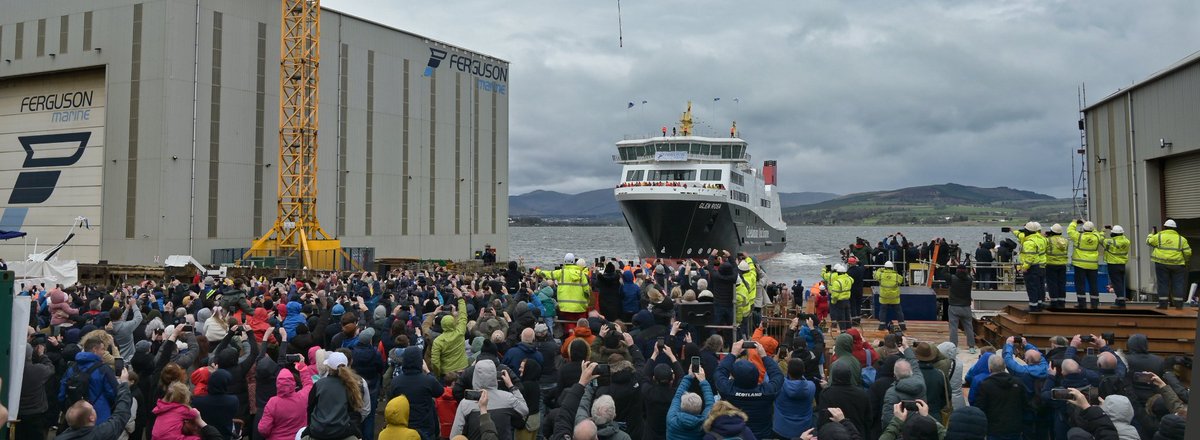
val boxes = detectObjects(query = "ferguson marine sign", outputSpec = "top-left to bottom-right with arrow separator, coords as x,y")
424,47 -> 508,94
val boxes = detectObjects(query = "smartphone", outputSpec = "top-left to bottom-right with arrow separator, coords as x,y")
1001,227 -> 1012,233
114,359 -> 125,376
691,356 -> 701,372
901,400 -> 919,411
1080,335 -> 1094,343
594,364 -> 611,376
743,341 -> 757,349
824,264 -> 832,272
1051,388 -> 1073,401
181,324 -> 194,332
1135,372 -> 1155,383
285,354 -> 302,363
656,337 -> 666,350
464,389 -> 482,401
911,339 -> 920,348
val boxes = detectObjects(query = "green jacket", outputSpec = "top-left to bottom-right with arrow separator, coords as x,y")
878,414 -> 946,440
431,297 -> 468,377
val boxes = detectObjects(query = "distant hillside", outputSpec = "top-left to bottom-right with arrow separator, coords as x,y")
510,189 -> 839,218
784,183 -> 1065,225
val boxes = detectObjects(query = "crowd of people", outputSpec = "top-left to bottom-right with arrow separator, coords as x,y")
0,245 -> 1191,440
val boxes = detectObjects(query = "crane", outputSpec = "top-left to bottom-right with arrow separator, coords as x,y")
242,0 -> 355,270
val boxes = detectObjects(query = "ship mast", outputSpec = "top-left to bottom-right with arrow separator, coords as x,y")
679,101 -> 694,136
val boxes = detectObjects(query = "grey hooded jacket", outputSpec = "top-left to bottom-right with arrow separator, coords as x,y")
938,342 -> 966,410
451,359 -> 528,440
881,347 -> 926,425
1099,394 -> 1139,440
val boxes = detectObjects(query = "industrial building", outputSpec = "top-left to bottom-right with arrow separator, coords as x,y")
1084,50 -> 1200,296
0,0 -> 510,266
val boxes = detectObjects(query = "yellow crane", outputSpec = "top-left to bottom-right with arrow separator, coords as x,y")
242,0 -> 354,270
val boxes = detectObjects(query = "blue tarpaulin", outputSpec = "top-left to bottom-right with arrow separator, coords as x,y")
0,230 -> 27,240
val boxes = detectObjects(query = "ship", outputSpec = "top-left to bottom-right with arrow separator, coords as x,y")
613,102 -> 788,260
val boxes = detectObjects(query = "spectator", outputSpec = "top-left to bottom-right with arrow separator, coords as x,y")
667,368 -> 713,440
307,352 -> 366,440
713,341 -> 784,439
1002,337 -> 1050,440
1098,394 -> 1139,440
352,327 -> 386,439
259,368 -> 313,440
975,354 -> 1025,440
914,342 -> 950,422
192,369 -> 238,438
110,299 -> 144,362
817,362 -> 873,437
18,343 -> 55,440
431,295 -> 469,377
574,386 -> 632,440
937,342 -> 966,410
151,382 -> 201,440
701,401 -> 754,440
1062,388 -> 1120,439
57,367 -> 135,440
879,400 -> 945,440
830,333 -> 862,387
881,344 -> 926,426
946,265 -> 977,354
389,346 -> 443,440
640,348 -> 682,440
868,354 -> 901,439
379,395 -> 422,440
502,328 -> 544,372
451,359 -> 528,440
560,319 -> 597,358
773,358 -> 816,439
59,337 -> 119,424
944,406 -> 988,440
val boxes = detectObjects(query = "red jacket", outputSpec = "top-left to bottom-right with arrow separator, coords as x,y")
436,386 -> 459,438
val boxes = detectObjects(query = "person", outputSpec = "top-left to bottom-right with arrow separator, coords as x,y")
1014,222 -> 1047,312
1069,220 -> 1105,308
306,352 -> 365,440
431,292 -> 469,377
450,360 -> 528,440
379,395 -> 422,440
667,367 -> 713,440
974,354 -> 1024,440
708,252 -> 738,328
387,346 -> 443,440
830,333 -> 862,387
845,256 -> 865,326
734,260 -> 755,336
259,366 -> 312,440
1044,223 -> 1070,308
937,342 -> 966,410
537,254 -> 592,325
574,384 -> 632,440
946,265 -> 977,353
712,340 -> 783,439
701,401 -> 754,440
974,241 -> 996,290
772,358 -> 816,439
817,362 -> 872,438
192,369 -> 239,439
1002,337 -> 1049,440
881,356 -> 926,427
879,400 -> 945,440
914,343 -> 949,423
18,343 -> 55,440
944,406 -> 988,440
822,264 -> 853,331
1062,388 -> 1120,439
873,261 -> 906,331
55,366 -> 133,440
59,337 -> 119,424
1102,225 -> 1132,308
596,262 -> 623,321
1146,219 -> 1192,309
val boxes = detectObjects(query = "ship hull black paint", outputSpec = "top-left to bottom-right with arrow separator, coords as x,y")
618,198 -> 786,260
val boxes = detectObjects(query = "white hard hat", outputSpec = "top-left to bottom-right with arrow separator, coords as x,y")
884,261 -> 894,269
1111,225 -> 1124,234
1083,221 -> 1095,231
1050,224 -> 1063,234
575,258 -> 587,267
835,263 -> 847,273
1164,219 -> 1177,228
564,253 -> 576,263
1024,221 -> 1041,232
737,261 -> 750,272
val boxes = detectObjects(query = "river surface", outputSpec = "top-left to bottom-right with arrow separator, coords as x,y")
510,225 -> 999,285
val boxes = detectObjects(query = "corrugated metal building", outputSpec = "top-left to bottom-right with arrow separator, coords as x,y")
1084,50 -> 1200,295
0,0 -> 510,265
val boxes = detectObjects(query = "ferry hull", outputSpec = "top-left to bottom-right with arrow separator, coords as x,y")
618,198 -> 786,260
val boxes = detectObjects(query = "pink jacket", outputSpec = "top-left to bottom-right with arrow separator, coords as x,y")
49,289 -> 78,326
151,400 -> 201,440
258,368 -> 313,440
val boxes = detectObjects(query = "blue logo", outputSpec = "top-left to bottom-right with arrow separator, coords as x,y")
0,132 -> 90,231
423,48 -> 448,77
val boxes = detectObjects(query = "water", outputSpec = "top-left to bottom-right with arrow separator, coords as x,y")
510,225 -> 999,285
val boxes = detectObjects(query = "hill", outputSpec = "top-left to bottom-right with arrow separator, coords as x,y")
509,189 -> 838,218
784,183 -> 1067,225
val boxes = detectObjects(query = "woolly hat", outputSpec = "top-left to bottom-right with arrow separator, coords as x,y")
534,323 -> 549,335
135,340 -> 152,353
359,327 -> 376,345
331,304 -> 345,316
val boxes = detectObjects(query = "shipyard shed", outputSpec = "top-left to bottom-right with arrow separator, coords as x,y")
1083,50 -> 1200,296
0,0 -> 510,266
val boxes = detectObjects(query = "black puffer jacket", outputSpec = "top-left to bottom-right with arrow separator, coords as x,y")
945,406 -> 988,440
1124,334 -> 1164,402
975,372 -> 1025,436
1068,406 -> 1119,440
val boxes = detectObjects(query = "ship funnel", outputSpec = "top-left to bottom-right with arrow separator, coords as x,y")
763,160 -> 777,186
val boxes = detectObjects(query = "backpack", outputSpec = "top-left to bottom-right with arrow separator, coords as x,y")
64,362 -> 105,404
861,349 -> 877,388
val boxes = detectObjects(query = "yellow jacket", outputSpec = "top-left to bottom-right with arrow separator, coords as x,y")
379,396 -> 422,440
1068,221 -> 1104,270
1103,234 -> 1131,265
735,276 -> 753,321
1015,230 -> 1047,270
822,268 -> 854,303
873,268 -> 904,305
1147,229 -> 1192,266
744,257 -> 759,302
1046,235 -> 1070,266
538,264 -> 591,313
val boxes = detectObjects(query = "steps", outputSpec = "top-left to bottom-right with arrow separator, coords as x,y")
976,305 -> 1198,355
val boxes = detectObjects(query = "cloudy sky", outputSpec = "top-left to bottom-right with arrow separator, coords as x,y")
326,0 -> 1200,198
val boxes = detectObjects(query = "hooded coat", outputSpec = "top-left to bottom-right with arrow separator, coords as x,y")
843,328 -> 878,368
50,288 -> 79,326
58,351 -> 119,424
560,325 -> 596,357
379,396 -> 423,440
830,333 -> 863,387
772,374 -> 816,439
817,362 -> 872,438
621,270 -> 642,315
868,354 -> 901,439
1124,334 -> 1164,402
430,298 -> 469,376
1099,394 -> 1139,440
944,406 -> 988,440
387,346 -> 444,440
501,342 -> 544,373
714,355 -> 783,439
937,342 -> 966,410
597,263 -> 624,320
666,375 -> 714,440
192,369 -> 239,439
259,369 -> 313,440
702,406 -> 754,440
710,261 -> 738,307
352,328 -> 386,395
881,350 -> 926,426
282,301 -> 306,338
151,399 -> 202,440
450,360 -> 528,440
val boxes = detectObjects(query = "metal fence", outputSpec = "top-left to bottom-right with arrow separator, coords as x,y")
211,247 -> 375,271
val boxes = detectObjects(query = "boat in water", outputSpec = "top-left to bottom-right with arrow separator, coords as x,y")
613,102 -> 787,260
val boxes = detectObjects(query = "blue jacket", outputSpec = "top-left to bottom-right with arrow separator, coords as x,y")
798,325 -> 825,364
714,355 -> 784,439
282,301 -> 306,338
667,376 -> 713,440
966,352 -> 993,406
621,271 -> 641,313
1003,343 -> 1049,391
773,377 -> 816,438
501,342 -> 544,372
59,351 -> 118,423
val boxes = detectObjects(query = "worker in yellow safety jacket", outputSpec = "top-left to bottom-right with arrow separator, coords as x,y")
822,263 -> 854,331
1044,224 -> 1071,308
1147,219 -> 1193,309
1068,220 -> 1105,308
734,260 -> 754,335
872,261 -> 906,331
537,253 -> 591,325
739,255 -> 762,328
1102,224 -> 1131,308
1014,221 -> 1048,311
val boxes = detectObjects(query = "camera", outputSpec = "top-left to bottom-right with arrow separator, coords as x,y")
285,354 -> 302,363
1080,335 -> 1094,343
594,364 -> 611,376
1001,227 -> 1012,233
1134,372 -> 1155,383
1051,388 -> 1073,401
464,389 -> 483,401
901,400 -> 919,412
691,356 -> 701,372
1101,332 -> 1115,343
742,341 -> 757,350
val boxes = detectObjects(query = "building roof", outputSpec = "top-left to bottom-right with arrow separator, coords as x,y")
1084,49 -> 1200,112
323,6 -> 509,65
616,136 -> 747,146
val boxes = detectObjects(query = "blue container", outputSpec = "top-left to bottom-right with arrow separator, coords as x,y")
1065,264 -> 1110,293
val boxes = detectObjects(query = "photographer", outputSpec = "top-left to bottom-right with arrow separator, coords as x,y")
713,340 -> 784,439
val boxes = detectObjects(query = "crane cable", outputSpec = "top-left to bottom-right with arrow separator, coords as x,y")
616,0 -> 624,47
